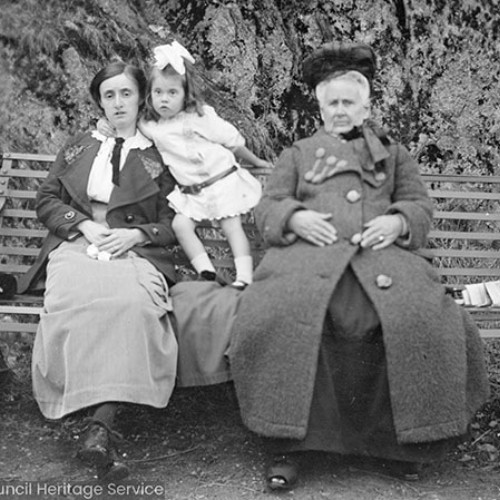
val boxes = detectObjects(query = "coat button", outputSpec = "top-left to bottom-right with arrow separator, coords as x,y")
152,227 -> 159,235
376,274 -> 393,289
64,210 -> 75,220
350,233 -> 362,245
374,171 -> 386,182
346,189 -> 361,203
326,155 -> 338,166
125,214 -> 135,223
315,147 -> 326,159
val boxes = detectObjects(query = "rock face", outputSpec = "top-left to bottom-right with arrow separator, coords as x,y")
0,0 -> 499,176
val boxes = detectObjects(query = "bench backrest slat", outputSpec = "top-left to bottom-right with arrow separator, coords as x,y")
430,190 -> 500,201
438,268 -> 500,277
0,245 -> 40,256
434,211 -> 500,222
429,230 -> 499,240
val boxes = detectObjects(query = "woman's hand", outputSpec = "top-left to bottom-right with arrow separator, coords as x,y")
288,210 -> 337,247
360,214 -> 404,250
96,117 -> 116,138
77,220 -> 113,246
96,228 -> 147,257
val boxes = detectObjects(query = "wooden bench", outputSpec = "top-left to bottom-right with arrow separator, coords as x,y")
0,151 -> 268,339
1,152 -> 500,338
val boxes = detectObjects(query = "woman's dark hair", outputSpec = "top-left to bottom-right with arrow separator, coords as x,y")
144,61 -> 205,121
89,62 -> 148,111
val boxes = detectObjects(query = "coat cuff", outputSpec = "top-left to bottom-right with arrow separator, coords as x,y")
259,200 -> 306,246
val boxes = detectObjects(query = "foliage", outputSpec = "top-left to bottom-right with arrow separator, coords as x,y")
1,0 -> 499,175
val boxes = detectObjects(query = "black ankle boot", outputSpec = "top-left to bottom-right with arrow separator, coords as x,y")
77,422 -> 110,467
96,447 -> 130,481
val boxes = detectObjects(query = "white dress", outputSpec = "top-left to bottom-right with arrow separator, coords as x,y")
141,105 -> 262,221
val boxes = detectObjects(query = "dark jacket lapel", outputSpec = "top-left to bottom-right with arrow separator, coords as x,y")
58,139 -> 101,215
108,149 -> 160,211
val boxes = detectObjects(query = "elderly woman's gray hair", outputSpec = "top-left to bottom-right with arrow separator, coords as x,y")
315,70 -> 371,107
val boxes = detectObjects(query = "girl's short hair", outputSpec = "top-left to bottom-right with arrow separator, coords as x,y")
144,62 -> 205,121
89,62 -> 148,111
315,70 -> 371,107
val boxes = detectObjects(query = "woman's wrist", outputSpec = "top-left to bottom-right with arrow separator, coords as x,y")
396,213 -> 408,236
133,228 -> 149,246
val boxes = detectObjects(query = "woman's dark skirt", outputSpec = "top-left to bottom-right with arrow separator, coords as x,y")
265,266 -> 454,463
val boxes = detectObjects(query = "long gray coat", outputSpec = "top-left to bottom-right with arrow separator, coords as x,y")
230,127 -> 489,444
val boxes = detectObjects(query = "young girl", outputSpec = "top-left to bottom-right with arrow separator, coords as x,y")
100,41 -> 272,288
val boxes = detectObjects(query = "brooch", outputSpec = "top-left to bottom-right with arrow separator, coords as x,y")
63,143 -> 91,165
141,156 -> 164,179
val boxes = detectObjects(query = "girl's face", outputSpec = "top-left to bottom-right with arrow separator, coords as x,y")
151,72 -> 185,120
99,73 -> 140,133
317,78 -> 369,136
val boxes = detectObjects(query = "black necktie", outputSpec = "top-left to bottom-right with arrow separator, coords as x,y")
111,137 -> 125,186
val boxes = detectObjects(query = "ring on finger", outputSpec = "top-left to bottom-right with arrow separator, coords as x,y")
378,235 -> 385,242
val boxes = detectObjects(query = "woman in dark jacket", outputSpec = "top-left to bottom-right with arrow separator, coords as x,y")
19,61 -> 178,481
230,42 -> 489,490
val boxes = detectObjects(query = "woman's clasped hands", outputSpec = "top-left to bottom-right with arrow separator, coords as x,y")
78,220 -> 147,259
288,211 -> 404,249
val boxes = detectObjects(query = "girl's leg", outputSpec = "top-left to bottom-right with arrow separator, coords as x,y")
172,213 -> 215,274
219,216 -> 253,286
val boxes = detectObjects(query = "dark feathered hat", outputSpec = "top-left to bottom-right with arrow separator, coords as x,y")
302,42 -> 376,89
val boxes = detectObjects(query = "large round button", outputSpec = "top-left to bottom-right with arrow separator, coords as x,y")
376,274 -> 393,289
346,189 -> 361,203
125,214 -> 135,223
375,171 -> 386,182
315,147 -> 326,159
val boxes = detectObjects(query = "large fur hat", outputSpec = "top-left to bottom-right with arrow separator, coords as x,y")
302,42 -> 376,88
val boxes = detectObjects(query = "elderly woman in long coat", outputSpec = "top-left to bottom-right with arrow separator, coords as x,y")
230,42 -> 489,490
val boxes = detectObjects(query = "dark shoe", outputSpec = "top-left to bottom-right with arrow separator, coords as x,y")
266,454 -> 299,491
230,280 -> 248,291
199,270 -> 217,281
77,423 -> 110,467
96,448 -> 130,481
198,270 -> 229,286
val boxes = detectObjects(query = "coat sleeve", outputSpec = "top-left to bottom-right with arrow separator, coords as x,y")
255,145 -> 306,246
386,144 -> 433,250
131,165 -> 178,247
36,136 -> 90,239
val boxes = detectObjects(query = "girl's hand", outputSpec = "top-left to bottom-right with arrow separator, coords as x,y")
255,158 -> 274,169
360,215 -> 404,250
77,220 -> 113,246
97,228 -> 147,257
96,117 -> 116,138
288,210 -> 337,247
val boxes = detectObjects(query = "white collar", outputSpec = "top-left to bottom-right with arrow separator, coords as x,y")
92,129 -> 152,150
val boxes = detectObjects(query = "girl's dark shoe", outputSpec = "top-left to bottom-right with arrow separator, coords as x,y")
266,454 -> 299,491
199,270 -> 217,281
198,270 -> 229,286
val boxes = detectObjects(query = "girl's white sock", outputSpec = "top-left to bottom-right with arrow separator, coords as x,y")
234,255 -> 253,284
191,253 -> 215,274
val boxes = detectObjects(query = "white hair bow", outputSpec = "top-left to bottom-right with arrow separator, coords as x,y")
153,41 -> 195,75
